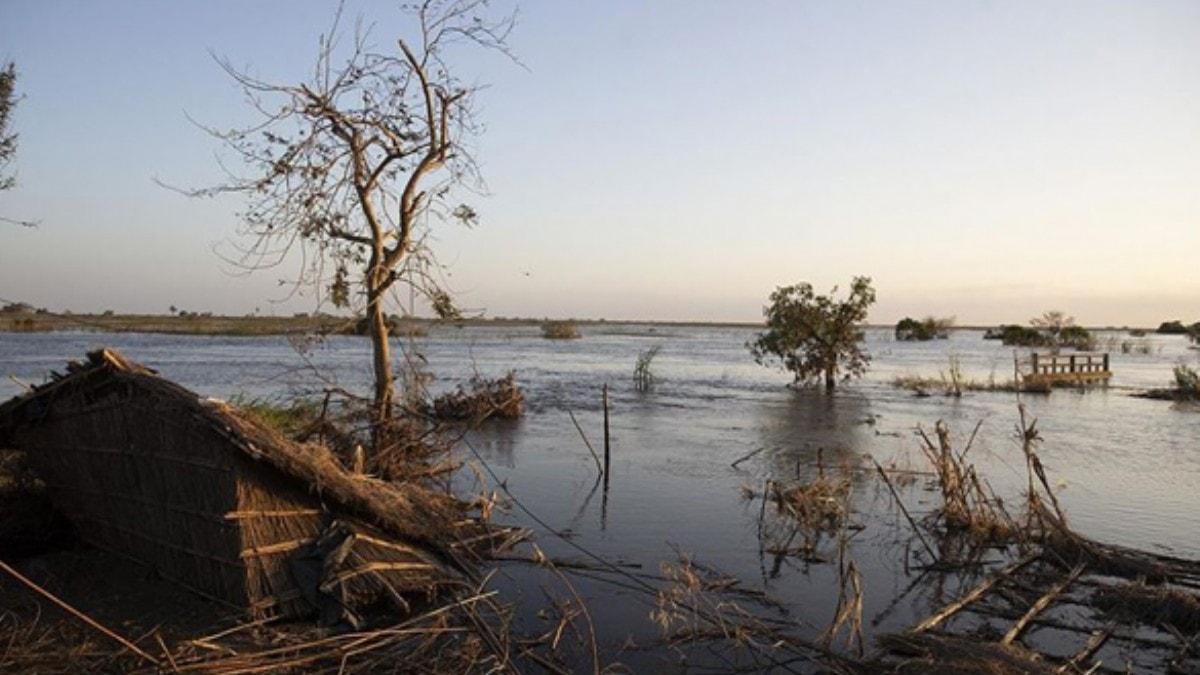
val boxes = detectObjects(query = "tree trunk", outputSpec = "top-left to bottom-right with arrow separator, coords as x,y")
824,366 -> 836,393
366,281 -> 393,449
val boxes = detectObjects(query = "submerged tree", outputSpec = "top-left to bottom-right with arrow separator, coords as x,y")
895,315 -> 954,341
749,277 -> 876,392
1031,310 -> 1092,350
179,2 -> 514,445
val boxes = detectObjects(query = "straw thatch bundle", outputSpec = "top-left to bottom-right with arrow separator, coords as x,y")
0,349 -> 489,622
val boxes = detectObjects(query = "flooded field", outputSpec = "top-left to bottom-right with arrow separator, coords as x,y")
2,325 -> 1198,670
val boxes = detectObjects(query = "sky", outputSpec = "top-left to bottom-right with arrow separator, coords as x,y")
1,1 -> 1198,326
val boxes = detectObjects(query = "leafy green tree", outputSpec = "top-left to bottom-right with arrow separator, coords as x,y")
748,277 -> 876,392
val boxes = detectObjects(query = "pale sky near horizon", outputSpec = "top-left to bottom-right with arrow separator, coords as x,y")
1,1 -> 1198,326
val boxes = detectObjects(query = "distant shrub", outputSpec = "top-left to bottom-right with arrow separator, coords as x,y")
1058,325 -> 1095,351
1128,328 -> 1147,337
542,321 -> 581,340
1158,320 -> 1190,335
993,324 -> 1048,347
431,373 -> 524,420
895,316 -> 953,341
0,302 -> 32,315
348,316 -> 427,338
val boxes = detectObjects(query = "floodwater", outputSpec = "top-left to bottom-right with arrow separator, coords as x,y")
2,325 -> 1198,670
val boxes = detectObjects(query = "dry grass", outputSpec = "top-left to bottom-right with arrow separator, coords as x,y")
892,370 -> 1021,397
917,421 -> 1019,546
649,554 -> 861,673
770,473 -> 852,533
1094,582 -> 1200,634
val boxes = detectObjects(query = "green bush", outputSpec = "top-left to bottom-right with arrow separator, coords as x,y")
992,325 -> 1048,347
1158,320 -> 1190,335
895,316 -> 953,341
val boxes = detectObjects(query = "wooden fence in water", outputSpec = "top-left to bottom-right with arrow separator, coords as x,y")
1016,351 -> 1112,388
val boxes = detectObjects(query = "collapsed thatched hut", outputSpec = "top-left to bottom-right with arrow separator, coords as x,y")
0,349 -> 484,625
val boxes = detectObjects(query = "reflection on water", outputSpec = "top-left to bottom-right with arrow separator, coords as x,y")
2,325 -> 1198,668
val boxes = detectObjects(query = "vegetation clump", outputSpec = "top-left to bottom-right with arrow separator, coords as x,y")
1094,582 -> 1200,634
985,324 -> 1046,346
1173,364 -> 1200,399
1157,320 -> 1196,334
748,276 -> 876,392
894,316 -> 953,341
431,373 -> 524,421
541,320 -> 581,340
228,395 -> 322,439
770,472 -> 852,533
917,421 -> 1018,546
892,358 -> 1020,397
985,311 -> 1093,350
1138,363 -> 1200,402
633,345 -> 662,391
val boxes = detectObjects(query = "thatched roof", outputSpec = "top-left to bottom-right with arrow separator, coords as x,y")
0,348 -> 461,545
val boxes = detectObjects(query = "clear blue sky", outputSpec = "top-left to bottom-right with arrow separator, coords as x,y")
2,1 -> 1198,325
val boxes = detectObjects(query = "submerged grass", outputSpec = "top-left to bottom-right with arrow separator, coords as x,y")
916,421 -> 1020,547
541,321 -> 581,340
770,472 -> 853,533
892,357 -> 1021,396
1094,582 -> 1200,634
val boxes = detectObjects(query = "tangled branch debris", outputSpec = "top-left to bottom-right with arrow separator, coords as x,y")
431,373 -> 524,421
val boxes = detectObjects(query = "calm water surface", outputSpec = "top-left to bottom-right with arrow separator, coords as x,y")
2,326 -> 1198,670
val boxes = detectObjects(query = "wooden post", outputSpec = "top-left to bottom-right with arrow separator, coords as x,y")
1030,353 -> 1039,375
1103,353 -> 1109,372
1069,354 -> 1076,373
602,383 -> 610,489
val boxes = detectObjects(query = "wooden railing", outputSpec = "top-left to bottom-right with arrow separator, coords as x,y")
1014,352 -> 1112,389
1027,352 -> 1109,376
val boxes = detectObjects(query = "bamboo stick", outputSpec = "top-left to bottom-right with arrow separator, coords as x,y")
912,553 -> 1038,633
872,460 -> 937,563
0,559 -> 161,666
1055,623 -> 1114,673
1001,563 -> 1084,645
602,384 -> 610,489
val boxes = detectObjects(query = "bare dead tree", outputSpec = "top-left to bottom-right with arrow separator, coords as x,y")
175,2 -> 515,448
1,61 -> 37,228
